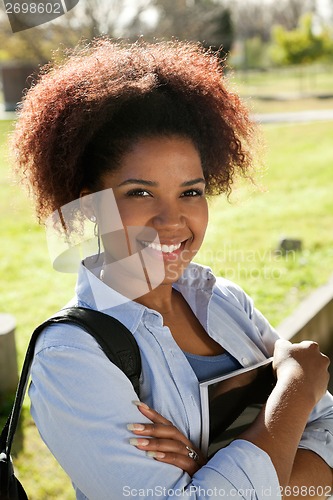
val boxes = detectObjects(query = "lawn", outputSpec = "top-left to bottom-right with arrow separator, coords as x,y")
0,121 -> 76,498
231,64 -> 333,98
229,64 -> 333,114
197,120 -> 333,326
1,112 -> 333,498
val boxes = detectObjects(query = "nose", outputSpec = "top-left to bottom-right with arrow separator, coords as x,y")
152,200 -> 185,230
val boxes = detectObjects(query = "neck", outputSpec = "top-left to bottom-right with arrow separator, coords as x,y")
95,255 -> 178,313
134,283 -> 176,314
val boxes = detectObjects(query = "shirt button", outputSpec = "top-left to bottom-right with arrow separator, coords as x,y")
241,357 -> 250,366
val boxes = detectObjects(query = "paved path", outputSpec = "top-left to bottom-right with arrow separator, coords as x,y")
0,109 -> 16,120
255,109 -> 333,123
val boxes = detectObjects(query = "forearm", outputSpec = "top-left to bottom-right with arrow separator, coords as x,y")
287,449 -> 333,499
241,376 -> 315,490
240,339 -> 330,492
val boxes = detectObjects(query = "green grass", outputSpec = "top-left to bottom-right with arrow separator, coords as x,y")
197,120 -> 333,326
0,120 -> 76,498
1,112 -> 333,498
230,64 -> 333,97
0,121 -> 76,355
245,96 -> 333,114
229,63 -> 333,114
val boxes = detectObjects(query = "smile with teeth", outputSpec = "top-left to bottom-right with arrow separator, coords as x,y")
141,240 -> 183,254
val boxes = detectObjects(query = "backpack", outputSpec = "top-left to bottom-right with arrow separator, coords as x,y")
0,306 -> 141,500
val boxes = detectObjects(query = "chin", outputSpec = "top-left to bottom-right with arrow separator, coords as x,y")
162,262 -> 190,283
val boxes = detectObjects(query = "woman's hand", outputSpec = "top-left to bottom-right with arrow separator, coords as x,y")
127,402 -> 206,476
273,338 -> 330,407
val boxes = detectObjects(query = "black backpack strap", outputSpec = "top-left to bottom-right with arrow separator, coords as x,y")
1,306 -> 141,461
49,307 -> 142,397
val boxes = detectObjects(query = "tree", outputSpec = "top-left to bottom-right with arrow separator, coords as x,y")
230,0 -> 273,43
270,12 -> 332,66
0,0 -> 236,65
203,7 -> 234,54
0,0 -> 149,63
229,0 -> 317,43
138,0 -> 234,56
270,0 -> 316,30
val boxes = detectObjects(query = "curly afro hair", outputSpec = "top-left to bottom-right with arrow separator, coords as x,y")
12,37 -> 258,222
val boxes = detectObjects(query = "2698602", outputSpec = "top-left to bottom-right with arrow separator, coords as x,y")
279,485 -> 333,497
5,2 -> 62,14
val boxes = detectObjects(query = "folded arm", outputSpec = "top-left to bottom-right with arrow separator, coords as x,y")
132,339 -> 332,499
30,324 -> 280,500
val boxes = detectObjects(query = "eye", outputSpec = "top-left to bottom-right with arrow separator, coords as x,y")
126,189 -> 151,197
181,188 -> 204,197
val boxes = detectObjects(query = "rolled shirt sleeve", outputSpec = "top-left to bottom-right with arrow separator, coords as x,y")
298,391 -> 333,468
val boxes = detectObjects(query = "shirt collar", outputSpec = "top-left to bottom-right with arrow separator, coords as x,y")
75,261 -> 216,333
174,262 -> 216,293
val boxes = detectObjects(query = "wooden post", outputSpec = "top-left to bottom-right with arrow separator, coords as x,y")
0,313 -> 19,397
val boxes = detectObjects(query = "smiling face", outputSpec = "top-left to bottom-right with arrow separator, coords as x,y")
94,135 -> 208,287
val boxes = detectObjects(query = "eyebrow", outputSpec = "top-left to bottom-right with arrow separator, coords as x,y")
117,178 -> 206,187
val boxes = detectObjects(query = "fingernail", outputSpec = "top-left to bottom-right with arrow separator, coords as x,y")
127,423 -> 145,431
146,451 -> 166,459
129,438 -> 150,446
132,400 -> 150,410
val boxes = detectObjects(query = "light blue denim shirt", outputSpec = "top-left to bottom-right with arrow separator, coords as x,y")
29,262 -> 333,499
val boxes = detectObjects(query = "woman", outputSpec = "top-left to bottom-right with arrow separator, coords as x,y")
13,39 -> 333,499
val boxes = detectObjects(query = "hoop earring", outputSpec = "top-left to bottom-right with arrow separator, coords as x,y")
93,221 -> 101,261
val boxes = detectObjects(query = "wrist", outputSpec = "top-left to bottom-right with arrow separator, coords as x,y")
273,375 -> 317,420
275,365 -> 319,410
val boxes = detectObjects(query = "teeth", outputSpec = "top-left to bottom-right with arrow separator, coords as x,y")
141,241 -> 182,253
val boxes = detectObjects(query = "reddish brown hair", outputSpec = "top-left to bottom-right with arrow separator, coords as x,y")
12,38 -> 258,222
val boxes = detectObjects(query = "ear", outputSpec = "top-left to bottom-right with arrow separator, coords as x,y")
80,188 -> 96,222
